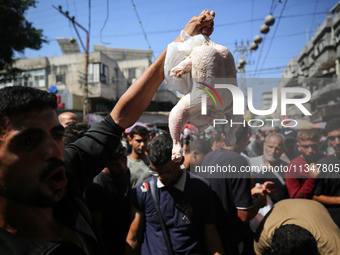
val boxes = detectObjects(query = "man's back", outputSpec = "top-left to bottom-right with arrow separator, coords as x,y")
84,170 -> 131,255
254,199 -> 340,255
199,148 -> 253,254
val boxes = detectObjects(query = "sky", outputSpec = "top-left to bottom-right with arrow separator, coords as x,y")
18,0 -> 338,107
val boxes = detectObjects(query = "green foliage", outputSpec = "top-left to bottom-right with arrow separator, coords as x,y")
0,0 -> 46,76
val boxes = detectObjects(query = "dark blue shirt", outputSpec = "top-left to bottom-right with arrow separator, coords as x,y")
131,170 -> 215,255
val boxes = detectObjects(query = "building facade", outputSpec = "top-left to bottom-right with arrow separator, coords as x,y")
1,42 -> 178,125
279,2 -> 340,122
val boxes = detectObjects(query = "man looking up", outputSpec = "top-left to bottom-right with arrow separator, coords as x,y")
127,126 -> 151,189
0,10 -> 215,254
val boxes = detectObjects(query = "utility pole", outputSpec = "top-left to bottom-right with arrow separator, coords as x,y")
53,5 -> 89,124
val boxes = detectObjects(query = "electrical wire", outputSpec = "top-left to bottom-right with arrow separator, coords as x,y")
253,0 -> 288,79
309,0 -> 319,40
100,0 -> 110,44
131,0 -> 154,59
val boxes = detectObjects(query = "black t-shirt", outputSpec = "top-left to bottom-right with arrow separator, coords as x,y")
314,155 -> 340,228
84,170 -> 131,255
0,115 -> 124,255
198,148 -> 253,255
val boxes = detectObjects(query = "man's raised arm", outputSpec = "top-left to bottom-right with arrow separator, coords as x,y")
110,10 -> 215,129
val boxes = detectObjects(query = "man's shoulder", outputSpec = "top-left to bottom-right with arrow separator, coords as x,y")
317,154 -> 339,164
187,171 -> 210,187
288,155 -> 304,165
204,148 -> 247,164
249,155 -> 263,165
134,176 -> 153,193
0,229 -> 87,255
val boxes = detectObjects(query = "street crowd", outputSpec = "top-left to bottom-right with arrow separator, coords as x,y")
0,9 -> 339,255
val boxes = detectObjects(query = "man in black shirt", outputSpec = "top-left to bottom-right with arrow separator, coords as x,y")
313,117 -> 340,228
84,144 -> 131,255
198,125 -> 274,255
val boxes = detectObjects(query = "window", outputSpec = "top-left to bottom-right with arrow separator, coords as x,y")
100,64 -> 109,85
54,65 -> 67,85
88,63 -> 109,84
315,40 -> 326,56
56,74 -> 66,85
11,69 -> 46,88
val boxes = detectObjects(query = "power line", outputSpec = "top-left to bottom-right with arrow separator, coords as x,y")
100,0 -> 110,44
130,0 -> 154,59
309,0 -> 319,39
253,0 -> 288,79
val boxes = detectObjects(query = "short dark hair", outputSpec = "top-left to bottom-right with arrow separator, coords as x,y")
106,143 -> 125,163
186,138 -> 211,155
324,117 -> 340,136
235,125 -> 251,144
129,125 -> 149,139
271,224 -> 318,255
147,133 -> 172,165
63,123 -> 91,146
0,86 -> 57,119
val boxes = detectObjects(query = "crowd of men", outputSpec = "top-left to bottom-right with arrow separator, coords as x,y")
0,9 -> 339,255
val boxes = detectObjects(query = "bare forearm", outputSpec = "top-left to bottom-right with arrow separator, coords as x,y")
111,50 -> 167,129
313,195 -> 340,205
205,224 -> 225,255
124,238 -> 140,255
238,195 -> 266,222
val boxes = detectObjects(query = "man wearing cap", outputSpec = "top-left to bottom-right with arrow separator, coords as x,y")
84,143 -> 131,255
285,129 -> 326,199
280,128 -> 300,163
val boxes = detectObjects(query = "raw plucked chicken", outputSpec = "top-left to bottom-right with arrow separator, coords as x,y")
164,10 -> 240,162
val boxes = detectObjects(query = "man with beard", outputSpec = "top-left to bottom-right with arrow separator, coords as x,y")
0,10 -> 215,254
313,117 -> 340,229
250,133 -> 289,204
285,129 -> 326,199
127,126 -> 151,189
